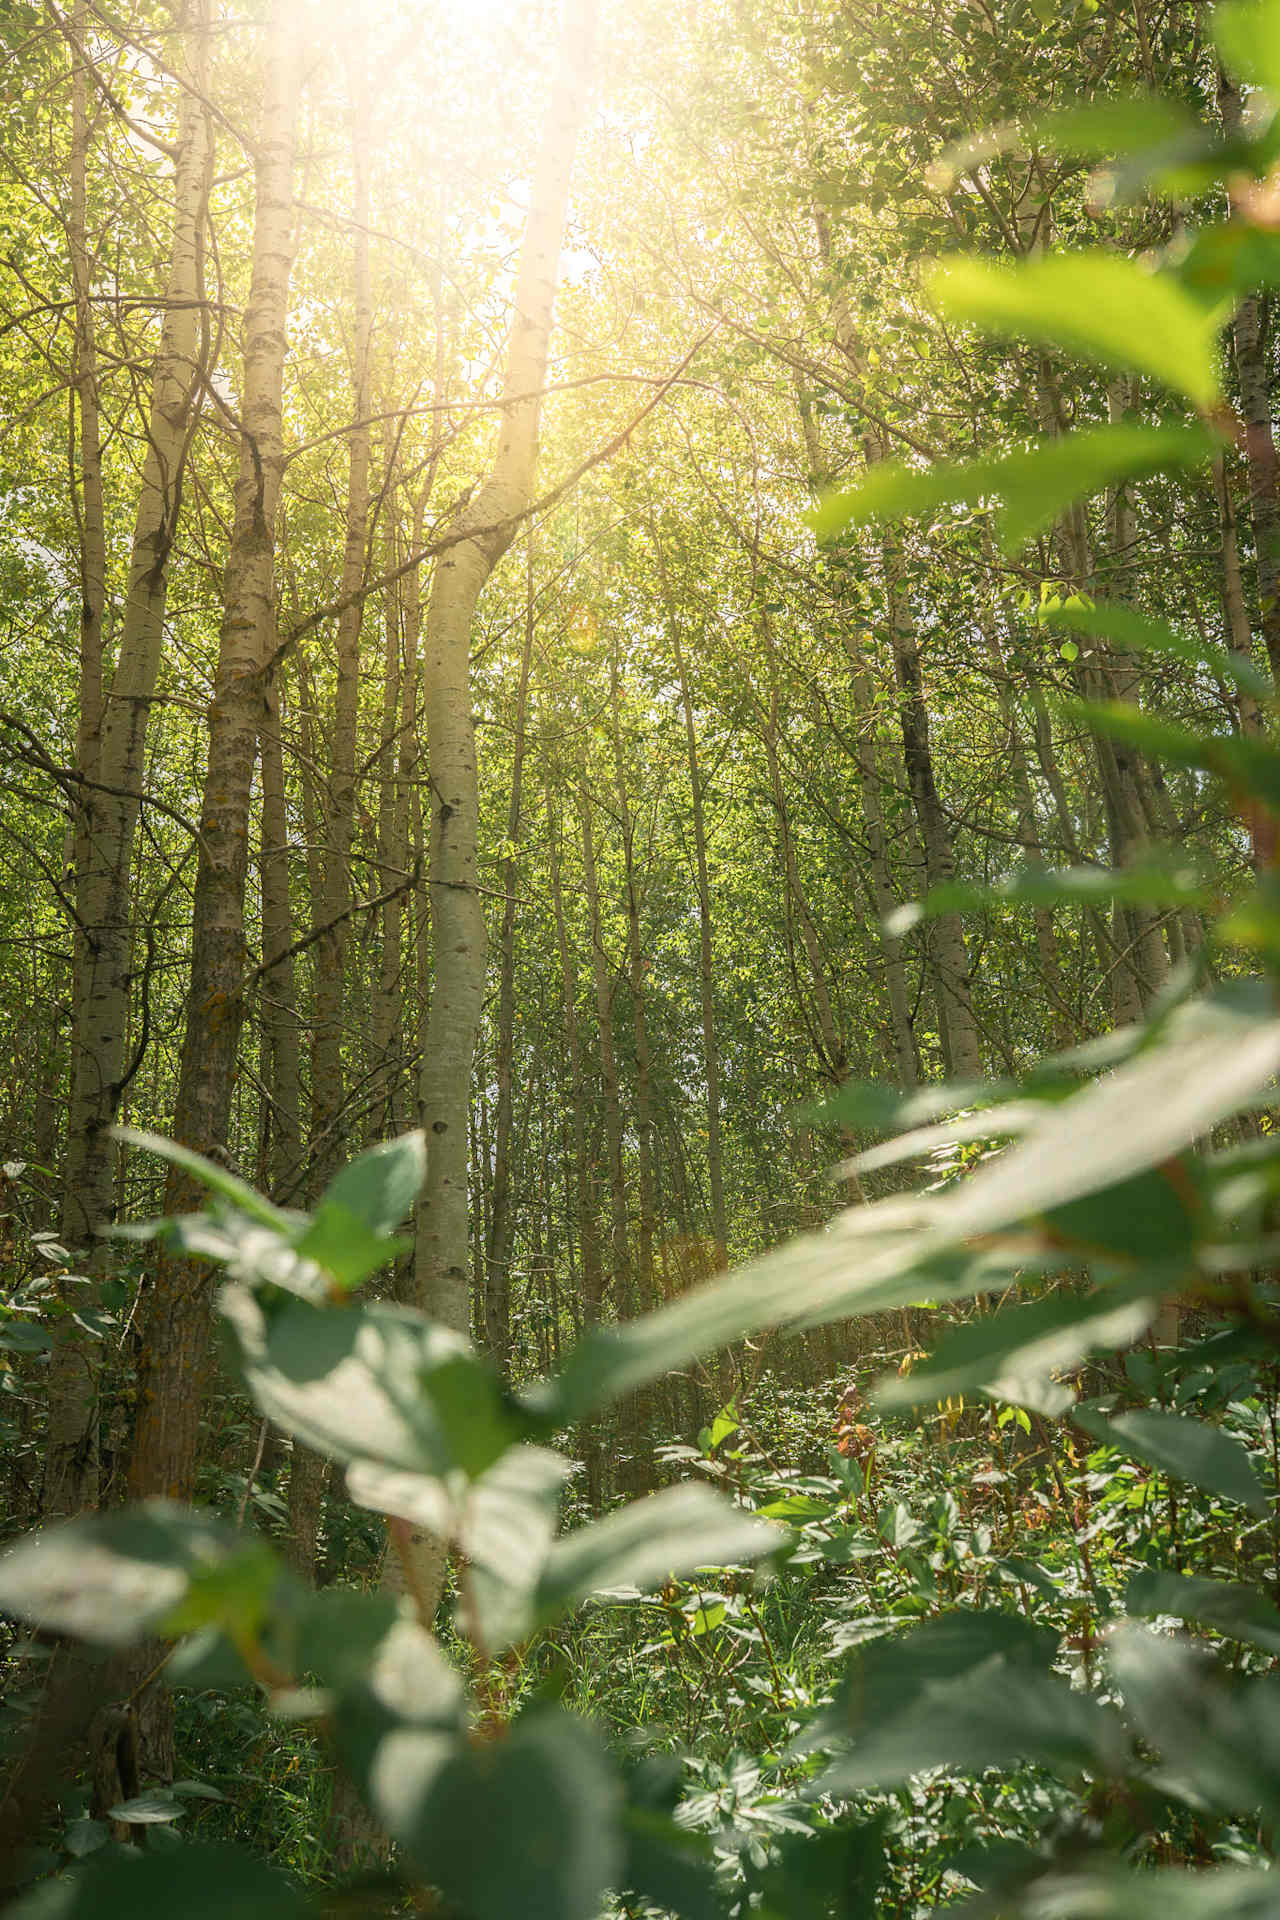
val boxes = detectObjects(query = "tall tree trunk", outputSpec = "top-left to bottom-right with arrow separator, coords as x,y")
547,780 -> 601,1320
882,537 -> 982,1078
669,616 -> 730,1268
793,380 -> 917,1090
44,7 -> 212,1522
579,770 -> 632,1322
258,668 -> 302,1202
843,646 -> 920,1088
386,0 -> 596,1614
124,0 -> 301,1513
484,543 -> 536,1372
287,65 -> 373,1584
610,644 -> 657,1308
758,626 -> 848,1087
309,60 -> 372,1198
1220,68 -> 1280,688
371,489 -> 411,1131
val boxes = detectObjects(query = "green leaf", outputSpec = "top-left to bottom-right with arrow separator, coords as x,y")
292,1134 -> 424,1291
1043,1162 -> 1204,1261
524,992 -> 1280,1428
348,1446 -> 573,1649
1047,600 -> 1273,703
1075,1406 -> 1268,1513
816,1660 -> 1126,1793
621,1809 -> 726,1920
4,1844 -> 310,1918
106,1789 -> 186,1825
1214,0 -> 1280,98
929,252 -> 1226,408
1125,1569 -> 1280,1654
754,1817 -> 888,1920
874,1285 -> 1158,1413
0,1319 -> 52,1354
113,1128 -> 291,1232
0,1503 -> 284,1648
221,1289 -> 526,1480
61,1818 -> 108,1859
938,989 -> 1280,1246
316,1131 -> 424,1234
365,1706 -> 624,1920
812,424 -> 1219,555
809,1608 -> 1060,1745
930,95 -> 1207,189
291,1586 -> 402,1693
1182,220 -> 1280,301
1109,1625 -> 1280,1821
884,853 -> 1216,938
533,1483 -> 785,1628
290,1207 -> 411,1293
1014,1866 -> 1280,1919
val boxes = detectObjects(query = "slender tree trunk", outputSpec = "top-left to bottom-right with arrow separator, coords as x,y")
882,538 -> 982,1078
1220,68 -> 1280,688
125,0 -> 301,1512
610,645 -> 657,1309
310,62 -> 372,1198
843,647 -> 919,1088
371,489 -> 411,1130
579,772 -> 632,1321
1216,455 -> 1265,738
793,380 -> 917,1089
44,7 -> 212,1522
670,617 -> 730,1267
979,598 -> 1074,1046
258,669 -> 303,1202
386,0 -> 596,1614
484,544 -> 536,1372
547,781 -> 601,1320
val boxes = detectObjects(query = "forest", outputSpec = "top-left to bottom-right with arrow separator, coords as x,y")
8,0 -> 1280,1911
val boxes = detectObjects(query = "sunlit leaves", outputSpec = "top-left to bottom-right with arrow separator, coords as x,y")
1075,1406 -> 1268,1513
1214,0 -> 1280,100
811,424 -> 1220,556
928,253 -> 1227,408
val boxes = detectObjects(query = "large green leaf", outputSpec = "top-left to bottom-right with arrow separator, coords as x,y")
754,1818 -> 888,1920
1214,0 -> 1280,98
1076,1406 -> 1268,1514
1109,1625 -> 1280,1821
930,94 -> 1207,190
4,1844 -> 310,1918
291,1133 -> 424,1291
220,1289 -> 527,1480
884,853 -> 1216,938
347,1445 -> 572,1649
534,1483 -> 785,1628
874,1285 -> 1158,1414
0,1503 -> 285,1648
816,1661 -> 1126,1793
1125,1569 -> 1280,1654
811,424 -> 1218,555
113,1128 -> 291,1231
929,253 -> 1226,408
359,1705 -> 624,1920
1047,601 -> 1273,704
808,1608 -> 1060,1746
523,991 -> 1280,1426
1014,1866 -> 1280,1919
936,989 -> 1280,1244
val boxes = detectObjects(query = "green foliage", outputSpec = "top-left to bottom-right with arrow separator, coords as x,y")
13,3 -> 1280,1916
